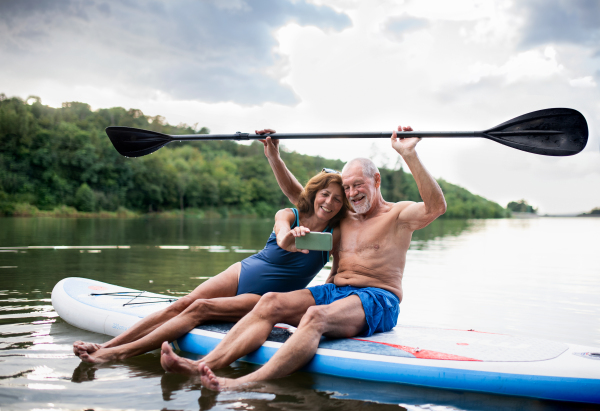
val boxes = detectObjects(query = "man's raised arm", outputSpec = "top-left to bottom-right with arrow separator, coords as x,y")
392,126 -> 447,229
257,129 -> 304,205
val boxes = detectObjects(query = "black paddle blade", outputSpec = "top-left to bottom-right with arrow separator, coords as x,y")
483,108 -> 588,156
105,127 -> 173,157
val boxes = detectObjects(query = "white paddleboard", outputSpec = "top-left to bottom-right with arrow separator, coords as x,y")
52,277 -> 600,404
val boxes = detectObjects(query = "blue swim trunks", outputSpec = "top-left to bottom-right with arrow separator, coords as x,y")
307,284 -> 400,337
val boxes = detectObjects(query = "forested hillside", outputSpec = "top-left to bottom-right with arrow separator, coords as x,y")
0,95 -> 507,218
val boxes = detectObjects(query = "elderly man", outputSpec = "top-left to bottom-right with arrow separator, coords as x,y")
160,126 -> 447,390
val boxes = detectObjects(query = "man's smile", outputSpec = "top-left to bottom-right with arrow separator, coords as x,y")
350,194 -> 365,204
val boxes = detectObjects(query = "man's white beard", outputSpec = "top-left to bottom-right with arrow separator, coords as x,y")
351,195 -> 371,214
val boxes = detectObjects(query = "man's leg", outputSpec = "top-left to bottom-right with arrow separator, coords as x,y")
74,262 -> 241,356
160,289 -> 315,375
79,292 -> 260,363
199,295 -> 366,391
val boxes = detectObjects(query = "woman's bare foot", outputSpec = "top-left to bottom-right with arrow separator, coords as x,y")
198,362 -> 242,391
79,347 -> 122,364
160,341 -> 200,375
73,341 -> 103,357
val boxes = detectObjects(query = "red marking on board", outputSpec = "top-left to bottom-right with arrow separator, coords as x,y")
352,339 -> 481,361
274,325 -> 296,333
88,286 -> 107,291
457,343 -> 469,346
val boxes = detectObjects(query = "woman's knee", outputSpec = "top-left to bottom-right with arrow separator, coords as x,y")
299,305 -> 328,333
253,292 -> 286,319
180,299 -> 211,323
166,296 -> 194,315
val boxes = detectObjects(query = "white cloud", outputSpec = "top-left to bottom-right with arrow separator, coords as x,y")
569,76 -> 597,88
466,46 -> 564,85
405,0 -> 510,21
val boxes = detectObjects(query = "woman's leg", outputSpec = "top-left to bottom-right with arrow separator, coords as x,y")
74,262 -> 241,356
79,292 -> 261,364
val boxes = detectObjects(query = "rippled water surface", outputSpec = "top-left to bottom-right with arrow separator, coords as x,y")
0,217 -> 598,410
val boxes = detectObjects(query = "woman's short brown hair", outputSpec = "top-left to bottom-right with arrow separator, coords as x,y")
296,171 -> 350,228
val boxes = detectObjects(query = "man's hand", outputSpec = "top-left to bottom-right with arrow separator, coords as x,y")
256,129 -> 279,159
391,125 -> 419,157
277,226 -> 310,254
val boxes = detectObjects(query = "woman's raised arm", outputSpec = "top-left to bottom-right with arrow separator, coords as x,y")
257,130 -> 304,205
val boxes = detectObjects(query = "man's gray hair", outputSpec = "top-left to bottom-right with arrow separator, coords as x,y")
342,158 -> 379,179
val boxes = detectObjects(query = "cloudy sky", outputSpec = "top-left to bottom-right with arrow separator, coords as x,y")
2,0 -> 599,214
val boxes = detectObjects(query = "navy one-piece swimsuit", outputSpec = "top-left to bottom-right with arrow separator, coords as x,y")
236,208 -> 333,296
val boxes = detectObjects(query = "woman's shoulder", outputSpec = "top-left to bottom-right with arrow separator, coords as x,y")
275,208 -> 298,225
275,207 -> 297,216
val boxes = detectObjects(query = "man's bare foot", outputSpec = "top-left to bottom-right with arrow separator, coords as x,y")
198,362 -> 242,391
160,341 -> 200,375
73,341 -> 103,357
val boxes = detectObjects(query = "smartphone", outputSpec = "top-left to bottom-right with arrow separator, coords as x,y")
295,232 -> 333,251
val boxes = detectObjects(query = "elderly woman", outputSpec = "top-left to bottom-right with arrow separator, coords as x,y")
74,130 -> 350,363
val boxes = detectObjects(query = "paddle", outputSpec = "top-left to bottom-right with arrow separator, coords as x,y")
105,108 -> 588,158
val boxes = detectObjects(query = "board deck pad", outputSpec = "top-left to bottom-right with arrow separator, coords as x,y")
198,322 -> 568,362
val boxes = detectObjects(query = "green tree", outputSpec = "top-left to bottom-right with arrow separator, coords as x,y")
507,200 -> 537,214
75,183 -> 95,212
578,207 -> 600,216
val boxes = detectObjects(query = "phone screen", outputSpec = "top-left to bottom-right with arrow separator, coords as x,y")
294,232 -> 332,251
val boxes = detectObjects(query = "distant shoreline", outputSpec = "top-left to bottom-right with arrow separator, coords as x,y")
543,214 -> 600,218
3,206 -> 597,219
0,205 -> 256,219
509,211 -> 600,218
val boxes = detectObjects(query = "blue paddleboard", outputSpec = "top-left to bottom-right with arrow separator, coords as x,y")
52,277 -> 600,404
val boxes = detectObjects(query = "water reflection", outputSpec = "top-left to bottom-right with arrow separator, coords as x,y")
165,367 -> 596,411
200,373 -> 407,411
71,353 -> 166,384
410,218 -> 476,249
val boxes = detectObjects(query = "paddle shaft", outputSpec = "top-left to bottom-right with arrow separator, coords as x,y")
166,130 -> 565,142
169,131 -> 484,141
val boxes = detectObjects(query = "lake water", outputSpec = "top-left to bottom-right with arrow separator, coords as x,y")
0,216 -> 598,410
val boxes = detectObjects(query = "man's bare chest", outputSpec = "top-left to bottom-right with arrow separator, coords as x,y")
339,213 -> 405,253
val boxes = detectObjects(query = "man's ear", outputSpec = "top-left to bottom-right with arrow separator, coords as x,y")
374,173 -> 381,189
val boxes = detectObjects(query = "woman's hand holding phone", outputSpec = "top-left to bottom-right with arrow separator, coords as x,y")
277,226 -> 311,254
